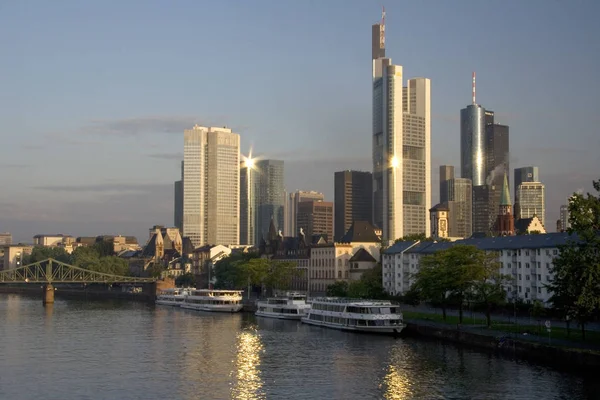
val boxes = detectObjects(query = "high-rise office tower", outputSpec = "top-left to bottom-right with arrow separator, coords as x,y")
461,73 -> 489,234
559,203 -> 570,232
445,178 -> 473,238
174,161 -> 183,231
183,125 -> 240,247
239,158 -> 257,246
514,166 -> 539,218
334,170 -> 373,241
255,159 -> 285,242
439,165 -> 455,204
372,10 -> 431,243
461,74 -> 510,235
486,123 -> 510,231
516,182 -> 545,226
285,190 -> 325,237
297,200 -> 334,241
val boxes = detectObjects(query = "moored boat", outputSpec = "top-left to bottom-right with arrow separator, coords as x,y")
256,292 -> 311,320
301,298 -> 405,334
181,289 -> 244,313
156,288 -> 191,306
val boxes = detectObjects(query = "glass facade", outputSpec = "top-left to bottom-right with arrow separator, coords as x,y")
460,105 -> 487,186
517,182 -> 545,226
255,160 -> 285,242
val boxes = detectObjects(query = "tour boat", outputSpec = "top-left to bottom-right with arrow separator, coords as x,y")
181,289 -> 244,313
301,298 -> 405,334
155,288 -> 191,306
255,292 -> 311,320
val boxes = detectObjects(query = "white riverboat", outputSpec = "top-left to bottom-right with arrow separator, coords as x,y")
155,288 -> 191,306
255,293 -> 311,320
181,289 -> 244,313
301,298 -> 405,334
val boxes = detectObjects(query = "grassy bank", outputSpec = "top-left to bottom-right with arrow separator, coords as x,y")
403,310 -> 600,346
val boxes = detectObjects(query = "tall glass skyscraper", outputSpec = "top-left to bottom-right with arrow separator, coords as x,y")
372,10 -> 431,243
514,166 -> 539,220
460,105 -> 487,187
255,159 -> 285,242
239,158 -> 285,245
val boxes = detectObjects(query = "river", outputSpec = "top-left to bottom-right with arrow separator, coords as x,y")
0,294 -> 597,400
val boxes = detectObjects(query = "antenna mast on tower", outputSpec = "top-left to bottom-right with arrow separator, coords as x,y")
472,71 -> 476,105
380,6 -> 386,49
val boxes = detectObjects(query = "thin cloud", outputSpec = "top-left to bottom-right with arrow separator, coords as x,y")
0,163 -> 29,169
148,152 -> 183,160
83,115 -> 228,136
32,182 -> 172,193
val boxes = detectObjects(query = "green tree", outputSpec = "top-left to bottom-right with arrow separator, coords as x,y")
548,179 -> 600,340
146,262 -> 164,278
175,273 -> 196,288
412,245 -> 483,322
25,246 -> 72,265
469,251 -> 512,327
94,240 -> 115,257
326,281 -> 349,297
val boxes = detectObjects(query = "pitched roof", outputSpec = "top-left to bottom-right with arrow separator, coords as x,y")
339,221 -> 381,243
384,240 -> 419,254
182,237 -> 194,254
349,248 -> 377,262
141,233 -> 158,257
500,172 -> 511,206
399,232 -> 579,255
515,217 -> 534,234
429,202 -> 449,212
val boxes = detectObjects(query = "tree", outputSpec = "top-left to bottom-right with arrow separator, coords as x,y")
214,253 -> 255,289
548,179 -> 600,340
469,251 -> 512,327
24,246 -> 72,265
175,273 -> 196,288
412,245 -> 486,322
94,240 -> 115,257
146,262 -> 163,278
326,281 -> 348,297
72,246 -> 129,276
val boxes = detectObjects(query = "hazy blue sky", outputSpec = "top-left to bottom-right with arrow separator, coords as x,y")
1,0 -> 599,243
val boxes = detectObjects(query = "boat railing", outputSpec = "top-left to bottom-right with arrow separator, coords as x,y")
310,297 -> 398,305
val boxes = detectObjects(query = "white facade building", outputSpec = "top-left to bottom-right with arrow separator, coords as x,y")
383,233 -> 573,305
183,125 -> 240,247
372,14 -> 430,244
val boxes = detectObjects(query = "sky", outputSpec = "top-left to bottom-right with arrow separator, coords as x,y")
1,0 -> 599,243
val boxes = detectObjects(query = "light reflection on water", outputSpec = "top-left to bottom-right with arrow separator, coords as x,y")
230,325 -> 265,400
0,295 -> 596,400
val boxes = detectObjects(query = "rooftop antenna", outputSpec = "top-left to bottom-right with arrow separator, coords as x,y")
380,6 -> 386,49
472,71 -> 476,105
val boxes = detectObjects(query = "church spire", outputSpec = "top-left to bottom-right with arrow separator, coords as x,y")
500,172 -> 511,206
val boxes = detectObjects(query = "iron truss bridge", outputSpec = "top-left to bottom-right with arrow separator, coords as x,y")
0,258 -> 156,284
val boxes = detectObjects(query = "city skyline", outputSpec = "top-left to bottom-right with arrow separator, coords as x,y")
1,1 -> 599,242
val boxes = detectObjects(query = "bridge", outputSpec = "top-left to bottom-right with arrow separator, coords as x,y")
0,258 -> 156,304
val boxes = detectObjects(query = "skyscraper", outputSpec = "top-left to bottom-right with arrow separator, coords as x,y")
446,178 -> 473,238
372,10 -> 431,243
514,166 -> 539,218
517,182 -> 546,226
174,161 -> 183,231
239,158 -> 257,246
559,204 -> 570,232
297,200 -> 334,241
439,165 -> 455,203
486,123 -> 510,231
183,125 -> 240,247
285,190 -> 325,237
255,159 -> 285,242
334,170 -> 373,241
461,74 -> 510,235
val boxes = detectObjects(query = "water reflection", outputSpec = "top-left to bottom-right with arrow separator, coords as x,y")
231,325 -> 265,400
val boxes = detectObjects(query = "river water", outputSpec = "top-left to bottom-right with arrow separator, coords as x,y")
0,294 -> 597,400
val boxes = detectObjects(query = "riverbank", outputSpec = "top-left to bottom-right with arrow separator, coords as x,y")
0,284 -> 154,302
403,318 -> 600,370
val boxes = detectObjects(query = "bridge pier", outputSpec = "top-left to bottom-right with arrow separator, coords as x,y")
43,284 -> 55,305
